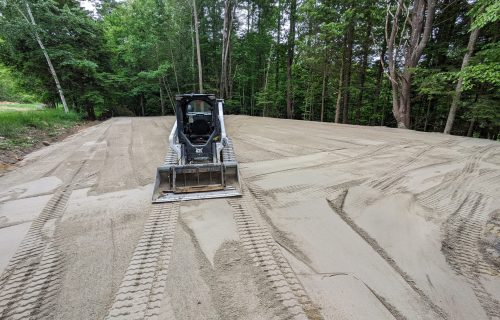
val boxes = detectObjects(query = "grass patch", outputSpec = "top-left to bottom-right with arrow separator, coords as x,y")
0,103 -> 41,111
0,108 -> 82,150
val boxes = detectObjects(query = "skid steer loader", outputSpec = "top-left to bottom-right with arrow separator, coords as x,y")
152,93 -> 241,202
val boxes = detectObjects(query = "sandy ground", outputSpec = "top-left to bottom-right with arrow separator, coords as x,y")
0,116 -> 499,320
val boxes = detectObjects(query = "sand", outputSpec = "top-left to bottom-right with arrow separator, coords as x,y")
0,115 -> 498,319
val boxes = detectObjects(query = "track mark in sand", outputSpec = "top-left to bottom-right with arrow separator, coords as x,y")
0,187 -> 71,320
0,157 -> 90,320
368,145 -> 434,192
363,284 -> 408,320
247,144 -> 393,180
228,196 -> 322,320
482,211 -> 500,269
327,189 -> 448,320
417,144 -> 499,217
105,202 -> 179,320
442,193 -> 500,318
366,139 -> 469,194
231,137 -> 285,162
248,179 -> 365,209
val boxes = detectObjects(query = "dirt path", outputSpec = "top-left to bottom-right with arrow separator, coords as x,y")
0,116 -> 498,319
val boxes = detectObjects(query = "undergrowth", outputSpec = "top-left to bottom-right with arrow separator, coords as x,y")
0,108 -> 82,150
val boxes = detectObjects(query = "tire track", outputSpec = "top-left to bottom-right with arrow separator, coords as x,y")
327,189 -> 448,320
228,195 -> 322,320
248,179 -> 365,209
0,124 -> 111,319
481,211 -> 500,269
246,143 -> 394,181
367,139 -> 459,194
442,193 -> 500,318
0,152 -> 91,320
368,145 -> 434,192
416,145 -> 497,217
105,202 -> 179,320
0,186 -> 71,319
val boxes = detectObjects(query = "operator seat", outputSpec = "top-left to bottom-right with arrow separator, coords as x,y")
191,119 -> 211,135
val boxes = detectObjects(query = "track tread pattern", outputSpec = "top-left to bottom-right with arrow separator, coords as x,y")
228,196 -> 317,320
0,187 -> 71,320
105,203 -> 179,320
442,193 -> 500,318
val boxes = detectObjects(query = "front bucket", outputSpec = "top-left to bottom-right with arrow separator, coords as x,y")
152,163 -> 241,203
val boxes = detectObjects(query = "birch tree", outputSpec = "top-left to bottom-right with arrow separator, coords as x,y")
19,1 -> 69,112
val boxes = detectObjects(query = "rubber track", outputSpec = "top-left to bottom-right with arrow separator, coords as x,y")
162,137 -> 236,164
163,147 -> 178,165
0,187 -> 71,320
105,202 -> 179,320
228,197 -> 314,320
222,138 -> 237,162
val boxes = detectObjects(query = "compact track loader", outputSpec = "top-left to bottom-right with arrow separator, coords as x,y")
152,93 -> 241,202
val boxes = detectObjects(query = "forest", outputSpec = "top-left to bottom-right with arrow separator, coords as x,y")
0,0 -> 498,139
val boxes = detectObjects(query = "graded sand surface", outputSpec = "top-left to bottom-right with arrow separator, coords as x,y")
0,116 -> 499,320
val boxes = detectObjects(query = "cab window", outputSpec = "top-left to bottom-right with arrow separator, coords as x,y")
187,100 -> 211,113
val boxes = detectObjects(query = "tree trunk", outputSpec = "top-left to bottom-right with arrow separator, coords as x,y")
275,0 -> 281,91
25,2 -> 69,113
220,0 -> 235,98
193,0 -> 203,93
386,0 -> 436,129
263,45 -> 273,117
286,0 -> 297,119
423,98 -> 431,132
394,72 -> 412,128
162,77 -> 176,114
467,117 -> 475,137
190,14 -> 196,92
169,44 -> 180,94
140,94 -> 145,116
335,37 -> 345,124
320,50 -> 329,122
372,43 -> 386,125
159,78 -> 165,116
86,106 -> 96,121
444,25 -> 481,134
342,17 -> 354,124
251,81 -> 254,116
356,19 -> 372,124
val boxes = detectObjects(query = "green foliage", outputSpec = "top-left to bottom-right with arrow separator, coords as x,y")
0,102 -> 40,111
0,0 -> 497,139
470,0 -> 500,29
0,107 -> 82,149
0,64 -> 36,102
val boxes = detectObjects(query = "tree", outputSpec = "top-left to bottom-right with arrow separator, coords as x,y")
17,1 -> 69,113
0,0 -> 497,139
355,5 -> 372,124
193,0 -> 203,93
385,0 -> 436,129
286,0 -> 297,119
220,0 -> 235,98
444,0 -> 498,134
